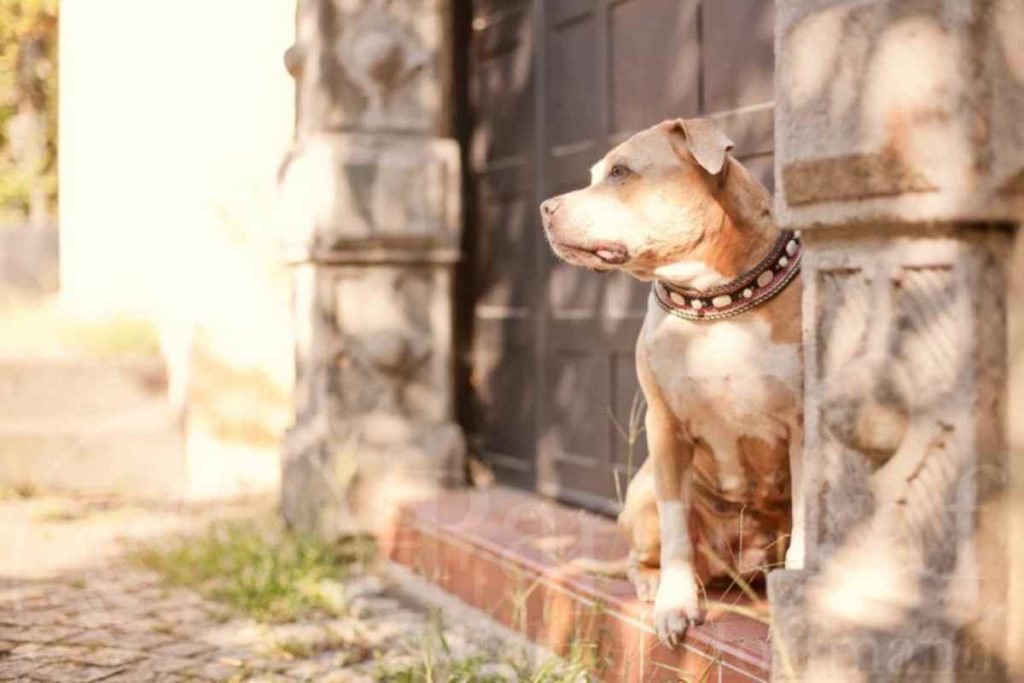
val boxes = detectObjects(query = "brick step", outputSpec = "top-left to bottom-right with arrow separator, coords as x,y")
0,356 -> 169,420
386,487 -> 771,682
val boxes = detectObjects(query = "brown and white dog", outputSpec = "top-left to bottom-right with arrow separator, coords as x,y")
540,118 -> 803,647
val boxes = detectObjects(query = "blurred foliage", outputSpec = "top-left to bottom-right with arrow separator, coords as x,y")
0,294 -> 162,357
56,313 -> 162,357
0,0 -> 58,224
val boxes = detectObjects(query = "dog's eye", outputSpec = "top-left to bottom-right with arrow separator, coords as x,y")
609,164 -> 630,180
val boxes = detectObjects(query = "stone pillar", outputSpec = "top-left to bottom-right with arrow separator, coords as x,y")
770,1 -> 1024,680
279,0 -> 464,538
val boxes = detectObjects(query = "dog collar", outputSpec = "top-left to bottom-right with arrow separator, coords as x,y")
653,230 -> 802,321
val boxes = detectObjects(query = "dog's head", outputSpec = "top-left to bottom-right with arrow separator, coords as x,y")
540,118 -> 740,282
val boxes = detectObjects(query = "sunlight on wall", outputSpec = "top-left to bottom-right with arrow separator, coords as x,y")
59,0 -> 297,496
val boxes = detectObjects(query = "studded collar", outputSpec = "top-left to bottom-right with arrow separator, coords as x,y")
653,230 -> 802,321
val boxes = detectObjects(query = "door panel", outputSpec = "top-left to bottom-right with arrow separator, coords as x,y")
702,0 -> 775,111
467,0 -> 776,513
547,12 -> 600,149
608,0 -> 701,134
468,0 -> 538,486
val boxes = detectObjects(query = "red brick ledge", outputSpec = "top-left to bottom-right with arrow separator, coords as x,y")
385,486 -> 770,682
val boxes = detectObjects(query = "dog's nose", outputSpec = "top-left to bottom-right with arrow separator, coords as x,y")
540,198 -> 560,218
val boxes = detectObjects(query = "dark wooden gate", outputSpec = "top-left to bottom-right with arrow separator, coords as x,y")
464,0 -> 775,514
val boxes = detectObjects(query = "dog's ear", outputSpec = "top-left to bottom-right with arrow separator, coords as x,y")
665,118 -> 734,176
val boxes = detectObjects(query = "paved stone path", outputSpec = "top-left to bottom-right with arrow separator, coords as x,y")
0,495 -> 530,682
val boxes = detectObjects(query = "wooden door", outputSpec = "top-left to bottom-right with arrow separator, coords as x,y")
466,0 -> 775,514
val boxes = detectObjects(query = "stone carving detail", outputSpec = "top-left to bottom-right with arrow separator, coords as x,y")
776,0 -> 1024,227
329,268 -> 443,421
277,135 -> 460,255
282,264 -> 464,538
991,0 -> 1024,210
772,3 -> 1022,678
771,235 -> 1011,680
817,264 -> 967,575
783,148 -> 937,207
884,267 -> 963,575
336,4 -> 430,128
814,268 -> 875,551
280,0 -> 463,540
286,0 -> 443,136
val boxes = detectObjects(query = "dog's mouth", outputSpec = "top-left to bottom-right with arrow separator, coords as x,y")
551,240 -> 630,270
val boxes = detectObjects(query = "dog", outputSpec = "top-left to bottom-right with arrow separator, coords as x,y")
567,457 -> 661,602
540,118 -> 803,648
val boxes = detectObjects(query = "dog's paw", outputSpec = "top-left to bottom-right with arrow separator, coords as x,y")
653,604 -> 703,648
652,568 -> 703,648
628,565 -> 660,603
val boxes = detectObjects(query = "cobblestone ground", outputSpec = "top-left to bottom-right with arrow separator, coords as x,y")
0,495 -> 525,682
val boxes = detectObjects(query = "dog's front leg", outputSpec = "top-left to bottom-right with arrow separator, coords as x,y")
646,398 -> 702,647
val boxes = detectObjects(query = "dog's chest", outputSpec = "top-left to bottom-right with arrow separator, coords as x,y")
641,302 -> 801,489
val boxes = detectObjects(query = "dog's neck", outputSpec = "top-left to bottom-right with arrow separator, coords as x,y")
651,161 -> 801,321
654,159 -> 777,292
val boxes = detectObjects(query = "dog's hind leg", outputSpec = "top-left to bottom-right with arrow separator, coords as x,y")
567,556 -> 630,578
627,552 -> 660,603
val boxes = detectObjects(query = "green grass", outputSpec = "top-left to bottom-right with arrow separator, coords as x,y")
271,629 -> 371,663
609,392 -> 646,510
133,522 -> 594,680
371,610 -> 592,683
374,648 -> 591,683
130,520 -> 374,622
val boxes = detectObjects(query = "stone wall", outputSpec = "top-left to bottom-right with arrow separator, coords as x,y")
770,1 -> 1024,680
279,0 -> 464,538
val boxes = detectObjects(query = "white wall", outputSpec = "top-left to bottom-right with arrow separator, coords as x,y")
59,0 -> 298,496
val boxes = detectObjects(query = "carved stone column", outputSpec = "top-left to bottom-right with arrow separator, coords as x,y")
278,0 -> 463,538
769,1 -> 1024,680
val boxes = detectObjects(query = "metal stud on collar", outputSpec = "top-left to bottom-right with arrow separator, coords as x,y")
653,231 -> 802,322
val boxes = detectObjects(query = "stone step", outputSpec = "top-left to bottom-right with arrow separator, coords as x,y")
0,356 -> 187,498
0,404 -> 186,498
0,356 -> 170,420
